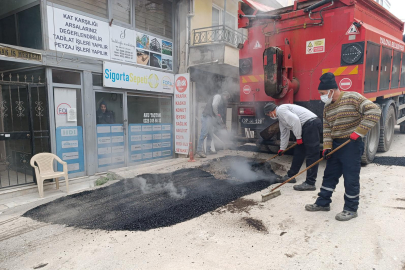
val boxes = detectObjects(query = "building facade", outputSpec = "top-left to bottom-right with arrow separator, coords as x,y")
0,0 -> 177,189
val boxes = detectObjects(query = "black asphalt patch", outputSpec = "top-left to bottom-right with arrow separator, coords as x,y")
373,156 -> 405,167
24,168 -> 276,231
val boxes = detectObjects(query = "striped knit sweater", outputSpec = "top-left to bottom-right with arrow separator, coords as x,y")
323,91 -> 381,150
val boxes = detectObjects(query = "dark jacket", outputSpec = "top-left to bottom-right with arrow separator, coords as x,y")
202,94 -> 226,119
96,109 -> 115,124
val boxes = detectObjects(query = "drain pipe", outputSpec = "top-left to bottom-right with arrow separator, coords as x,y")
185,0 -> 194,70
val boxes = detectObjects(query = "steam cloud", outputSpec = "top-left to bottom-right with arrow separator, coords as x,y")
135,177 -> 187,199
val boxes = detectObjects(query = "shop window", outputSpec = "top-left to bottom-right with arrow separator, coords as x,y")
52,69 -> 81,85
47,0 -> 108,19
113,0 -> 131,25
391,50 -> 401,89
0,4 -> 43,49
95,92 -> 124,124
95,92 -> 125,170
92,74 -> 103,87
127,95 -> 173,164
135,0 -> 173,39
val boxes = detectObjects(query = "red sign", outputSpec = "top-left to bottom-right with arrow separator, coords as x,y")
56,103 -> 71,115
175,76 -> 188,93
243,85 -> 251,95
339,78 -> 352,90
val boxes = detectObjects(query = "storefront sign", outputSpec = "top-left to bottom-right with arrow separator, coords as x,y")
56,126 -> 84,174
0,46 -> 42,61
174,74 -> 190,155
128,124 -> 172,163
103,61 -> 174,93
109,25 -> 136,63
47,6 -> 110,59
96,124 -> 125,168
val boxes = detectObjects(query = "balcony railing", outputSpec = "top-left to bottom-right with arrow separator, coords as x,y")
192,25 -> 247,47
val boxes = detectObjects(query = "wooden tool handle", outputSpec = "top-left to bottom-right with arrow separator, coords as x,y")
270,139 -> 351,192
261,143 -> 298,163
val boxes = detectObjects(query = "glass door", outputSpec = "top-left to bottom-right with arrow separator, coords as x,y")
127,94 -> 173,164
54,87 -> 85,177
95,92 -> 126,172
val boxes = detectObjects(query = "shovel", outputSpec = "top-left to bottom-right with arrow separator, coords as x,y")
261,139 -> 351,202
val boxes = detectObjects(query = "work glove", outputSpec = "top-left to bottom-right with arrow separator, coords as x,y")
322,149 -> 332,160
297,139 -> 303,145
350,132 -> 361,141
278,150 -> 284,156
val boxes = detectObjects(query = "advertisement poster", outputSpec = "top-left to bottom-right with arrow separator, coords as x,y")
47,6 -> 110,59
103,61 -> 174,93
174,73 -> 190,155
96,124 -> 125,168
110,25 -> 136,63
162,40 -> 172,56
56,126 -> 85,174
128,124 -> 172,163
136,32 -> 149,50
137,49 -> 150,66
54,88 -> 77,128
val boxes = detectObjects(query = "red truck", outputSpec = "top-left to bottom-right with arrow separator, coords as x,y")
237,0 -> 405,164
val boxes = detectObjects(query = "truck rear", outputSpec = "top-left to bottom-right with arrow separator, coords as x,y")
238,0 -> 405,163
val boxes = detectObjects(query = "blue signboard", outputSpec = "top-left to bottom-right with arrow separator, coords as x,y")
128,123 -> 172,163
56,126 -> 85,174
96,124 -> 125,168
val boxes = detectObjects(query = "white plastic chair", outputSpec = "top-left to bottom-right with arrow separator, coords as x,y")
30,153 -> 69,198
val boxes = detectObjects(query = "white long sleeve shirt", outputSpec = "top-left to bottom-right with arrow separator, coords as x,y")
277,104 -> 317,150
212,94 -> 222,115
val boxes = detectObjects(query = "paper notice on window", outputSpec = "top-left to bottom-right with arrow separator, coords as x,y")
67,108 -> 77,122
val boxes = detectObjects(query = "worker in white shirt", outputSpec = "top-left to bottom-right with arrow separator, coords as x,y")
264,102 -> 322,191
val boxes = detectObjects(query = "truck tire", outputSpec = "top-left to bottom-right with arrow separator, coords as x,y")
378,105 -> 396,152
361,120 -> 380,165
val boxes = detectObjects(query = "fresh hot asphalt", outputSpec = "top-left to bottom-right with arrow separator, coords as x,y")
373,156 -> 405,167
23,167 -> 277,231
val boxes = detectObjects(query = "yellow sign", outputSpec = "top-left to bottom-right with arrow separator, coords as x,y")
0,46 -> 42,61
148,74 -> 159,88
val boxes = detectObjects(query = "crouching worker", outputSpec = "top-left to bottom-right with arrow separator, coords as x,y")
305,73 -> 381,221
196,91 -> 230,158
264,102 -> 322,191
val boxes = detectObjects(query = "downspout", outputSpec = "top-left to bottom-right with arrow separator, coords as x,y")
186,0 -> 195,70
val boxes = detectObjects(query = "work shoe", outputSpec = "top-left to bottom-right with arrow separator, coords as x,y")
207,149 -> 217,155
305,204 -> 330,212
277,175 -> 297,183
196,151 -> 207,158
335,210 -> 358,221
294,182 -> 316,191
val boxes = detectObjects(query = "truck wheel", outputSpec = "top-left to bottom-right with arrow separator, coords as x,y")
361,120 -> 380,165
378,105 -> 396,152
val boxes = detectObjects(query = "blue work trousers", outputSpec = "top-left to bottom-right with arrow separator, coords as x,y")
315,139 -> 364,212
197,115 -> 214,152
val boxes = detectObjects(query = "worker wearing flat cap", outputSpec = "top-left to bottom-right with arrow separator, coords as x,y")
306,72 -> 381,221
264,102 -> 322,191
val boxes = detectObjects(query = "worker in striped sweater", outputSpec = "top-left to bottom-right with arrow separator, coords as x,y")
305,72 -> 381,221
